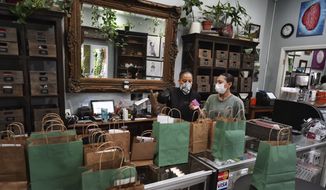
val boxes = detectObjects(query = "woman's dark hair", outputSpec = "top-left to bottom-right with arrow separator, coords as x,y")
321,75 -> 326,84
220,73 -> 234,84
179,69 -> 193,79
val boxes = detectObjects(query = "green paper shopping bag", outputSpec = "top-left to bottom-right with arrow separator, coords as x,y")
27,125 -> 83,184
29,123 -> 76,139
212,108 -> 246,160
153,108 -> 190,167
82,146 -> 136,190
251,128 -> 296,190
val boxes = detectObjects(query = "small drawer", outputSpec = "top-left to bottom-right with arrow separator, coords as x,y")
242,60 -> 254,70
243,53 -> 255,62
0,41 -> 18,55
215,59 -> 227,68
197,84 -> 211,93
196,75 -> 210,84
30,71 -> 57,83
229,60 -> 241,69
28,29 -> 56,44
0,70 -> 24,84
232,77 -> 238,91
29,43 -> 57,57
0,84 -> 23,97
229,52 -> 241,61
0,108 -> 24,129
0,26 -> 17,42
199,58 -> 213,67
198,49 -> 212,58
31,83 -> 57,96
239,77 -> 252,92
215,50 -> 228,60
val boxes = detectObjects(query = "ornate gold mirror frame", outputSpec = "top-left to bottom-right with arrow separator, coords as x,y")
66,0 -> 180,92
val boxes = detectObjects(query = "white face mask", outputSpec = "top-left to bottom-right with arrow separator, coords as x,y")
180,82 -> 192,95
215,83 -> 227,94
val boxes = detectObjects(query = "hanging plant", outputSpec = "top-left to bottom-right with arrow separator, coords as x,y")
93,48 -> 105,78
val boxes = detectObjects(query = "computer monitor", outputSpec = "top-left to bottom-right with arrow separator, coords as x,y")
295,75 -> 309,87
90,100 -> 115,115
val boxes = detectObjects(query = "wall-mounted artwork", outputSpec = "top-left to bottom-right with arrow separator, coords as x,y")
311,49 -> 326,70
249,24 -> 260,42
147,35 -> 160,58
297,0 -> 326,37
160,36 -> 165,59
146,60 -> 163,77
81,44 -> 109,78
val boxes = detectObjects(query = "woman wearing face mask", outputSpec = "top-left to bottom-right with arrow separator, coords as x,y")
202,73 -> 245,119
157,70 -> 201,122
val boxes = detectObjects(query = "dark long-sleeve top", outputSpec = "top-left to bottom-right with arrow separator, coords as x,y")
157,87 -> 201,122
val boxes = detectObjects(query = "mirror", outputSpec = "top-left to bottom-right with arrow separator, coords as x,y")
66,0 -> 180,92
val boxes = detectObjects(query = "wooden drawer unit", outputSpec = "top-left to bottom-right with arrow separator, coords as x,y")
0,41 -> 18,55
29,43 -> 57,57
196,75 -> 210,84
0,108 -> 24,130
229,60 -> 241,69
239,77 -> 252,92
0,84 -> 23,97
0,70 -> 24,84
31,83 -> 57,96
0,26 -> 17,42
33,108 -> 59,131
29,71 -> 57,83
229,52 -> 241,61
215,59 -> 227,68
243,54 -> 255,69
198,49 -> 212,58
232,77 -> 238,91
197,84 -> 210,93
199,58 -> 212,67
215,50 -> 228,60
27,29 -> 56,44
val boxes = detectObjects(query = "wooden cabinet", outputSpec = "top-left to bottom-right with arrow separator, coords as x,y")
182,33 -> 258,113
0,5 -> 65,132
115,30 -> 148,79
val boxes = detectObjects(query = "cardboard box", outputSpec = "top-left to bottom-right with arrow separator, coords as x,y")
199,58 -> 213,67
197,84 -> 211,93
215,50 -> 228,60
196,75 -> 210,84
198,49 -> 212,58
0,26 -> 18,42
0,41 -> 18,55
215,59 -> 227,68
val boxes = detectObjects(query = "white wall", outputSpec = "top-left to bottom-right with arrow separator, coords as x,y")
265,0 -> 326,93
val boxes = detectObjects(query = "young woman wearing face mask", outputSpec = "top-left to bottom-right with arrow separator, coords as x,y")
157,70 -> 201,122
202,73 -> 245,119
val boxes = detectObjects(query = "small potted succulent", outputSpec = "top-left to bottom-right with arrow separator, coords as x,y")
201,9 -> 214,30
204,1 -> 225,33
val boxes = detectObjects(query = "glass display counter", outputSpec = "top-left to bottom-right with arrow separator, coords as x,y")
137,155 -> 215,190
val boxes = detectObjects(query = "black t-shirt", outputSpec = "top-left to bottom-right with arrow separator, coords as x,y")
157,87 -> 201,122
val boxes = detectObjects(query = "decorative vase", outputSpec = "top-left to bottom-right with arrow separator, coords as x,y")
202,20 -> 213,31
189,21 -> 201,34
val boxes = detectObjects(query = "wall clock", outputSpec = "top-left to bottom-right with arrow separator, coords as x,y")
281,23 -> 294,38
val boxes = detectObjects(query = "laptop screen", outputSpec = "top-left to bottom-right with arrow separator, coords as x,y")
91,100 -> 115,115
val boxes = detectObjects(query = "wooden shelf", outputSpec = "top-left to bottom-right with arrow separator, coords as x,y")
119,54 -> 145,58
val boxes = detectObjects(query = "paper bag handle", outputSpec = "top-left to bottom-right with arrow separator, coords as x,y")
97,133 -> 113,143
140,130 -> 152,137
99,146 -> 124,170
0,130 -> 15,140
96,141 -> 116,152
45,123 -> 67,132
42,119 -> 64,131
160,106 -> 171,115
268,126 -> 291,145
7,122 -> 24,135
167,108 -> 182,119
234,109 -> 245,120
89,130 -> 105,144
41,113 -> 61,124
84,123 -> 99,135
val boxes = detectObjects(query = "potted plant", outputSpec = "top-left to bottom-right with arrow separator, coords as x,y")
180,0 -> 203,34
222,1 -> 248,38
204,1 -> 225,33
201,9 -> 213,30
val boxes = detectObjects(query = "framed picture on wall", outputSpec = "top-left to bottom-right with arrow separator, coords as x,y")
249,24 -> 261,42
160,36 -> 165,59
147,35 -> 160,58
311,50 -> 326,70
146,60 -> 163,77
298,60 -> 308,73
297,0 -> 326,37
